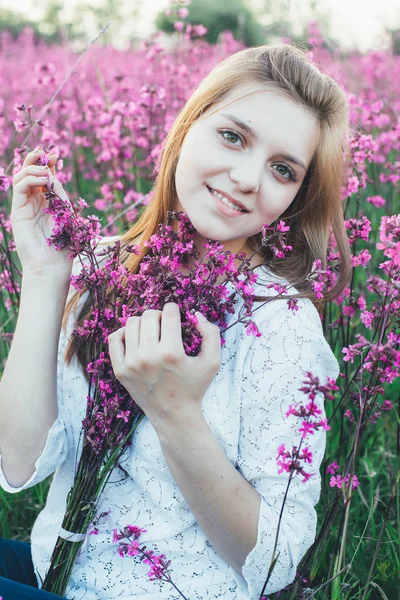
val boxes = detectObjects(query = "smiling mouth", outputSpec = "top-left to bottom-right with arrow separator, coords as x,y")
206,186 -> 250,213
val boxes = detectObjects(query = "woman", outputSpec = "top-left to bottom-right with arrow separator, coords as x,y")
0,43 -> 351,599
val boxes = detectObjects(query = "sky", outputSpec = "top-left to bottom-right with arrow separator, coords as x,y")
1,0 -> 400,53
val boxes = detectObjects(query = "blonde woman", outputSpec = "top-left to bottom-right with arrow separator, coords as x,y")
0,43 -> 351,599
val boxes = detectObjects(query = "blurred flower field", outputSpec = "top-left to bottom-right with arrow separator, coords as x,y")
0,17 -> 399,600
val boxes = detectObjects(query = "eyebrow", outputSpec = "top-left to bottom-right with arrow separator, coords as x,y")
220,113 -> 308,172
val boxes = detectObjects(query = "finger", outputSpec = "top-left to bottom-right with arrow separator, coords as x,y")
194,313 -> 221,365
124,316 -> 141,363
22,148 -> 46,168
13,164 -> 50,186
160,303 -> 183,353
138,310 -> 162,353
13,174 -> 50,195
47,153 -> 58,176
108,327 -> 126,376
51,178 -> 70,204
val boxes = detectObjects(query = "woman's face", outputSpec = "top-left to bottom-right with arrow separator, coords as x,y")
174,82 -> 320,261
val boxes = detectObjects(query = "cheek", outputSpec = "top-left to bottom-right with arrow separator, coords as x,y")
258,188 -> 298,223
174,158 -> 183,191
174,152 -> 192,196
175,143 -> 197,187
176,139 -> 213,195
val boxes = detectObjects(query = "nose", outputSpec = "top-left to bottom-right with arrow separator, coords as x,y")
229,157 -> 263,194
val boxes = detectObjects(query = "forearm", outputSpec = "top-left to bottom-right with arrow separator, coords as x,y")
152,408 -> 260,575
0,274 -> 69,487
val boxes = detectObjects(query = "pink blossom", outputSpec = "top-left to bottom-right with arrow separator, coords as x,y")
193,24 -> 208,36
351,249 -> 371,267
287,297 -> 299,313
245,320 -> 262,337
0,167 -> 10,192
329,474 -> 345,489
326,461 -> 340,474
343,304 -> 356,318
366,195 -> 386,207
116,410 -> 130,423
342,347 -> 357,363
357,296 -> 367,311
360,310 -> 374,329
345,175 -> 359,195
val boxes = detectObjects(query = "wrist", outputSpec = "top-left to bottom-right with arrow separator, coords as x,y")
148,405 -> 205,445
22,272 -> 71,294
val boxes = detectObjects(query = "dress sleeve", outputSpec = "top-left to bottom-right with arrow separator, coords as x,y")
231,296 -> 339,598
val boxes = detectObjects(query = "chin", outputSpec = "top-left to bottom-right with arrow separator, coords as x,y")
189,218 -> 221,241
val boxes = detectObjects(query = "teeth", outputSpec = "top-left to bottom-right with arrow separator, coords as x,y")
209,188 -> 245,212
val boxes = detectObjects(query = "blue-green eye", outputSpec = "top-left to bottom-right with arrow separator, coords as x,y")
273,164 -> 297,182
219,129 -> 244,147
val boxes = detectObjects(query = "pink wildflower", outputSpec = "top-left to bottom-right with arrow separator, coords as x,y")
245,320 -> 262,337
360,310 -> 374,329
326,461 -> 340,474
366,195 -> 386,207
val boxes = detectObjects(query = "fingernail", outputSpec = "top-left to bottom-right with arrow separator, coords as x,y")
34,147 -> 43,152
195,311 -> 206,321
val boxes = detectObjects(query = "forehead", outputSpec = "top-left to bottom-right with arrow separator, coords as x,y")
203,82 -> 306,120
199,82 -> 319,164
208,82 -> 281,110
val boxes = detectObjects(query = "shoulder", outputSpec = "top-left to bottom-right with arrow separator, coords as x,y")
244,270 -> 339,380
96,235 -> 122,246
250,266 -> 323,335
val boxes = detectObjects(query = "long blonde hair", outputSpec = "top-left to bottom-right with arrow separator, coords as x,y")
62,43 -> 352,376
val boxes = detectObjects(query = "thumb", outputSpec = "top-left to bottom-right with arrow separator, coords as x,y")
47,167 -> 70,204
194,311 -> 221,362
195,310 -> 209,328
47,153 -> 58,176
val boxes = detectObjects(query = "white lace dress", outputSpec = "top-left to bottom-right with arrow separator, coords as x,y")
0,239 -> 339,600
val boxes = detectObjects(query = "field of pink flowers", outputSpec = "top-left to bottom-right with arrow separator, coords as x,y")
0,16 -> 399,600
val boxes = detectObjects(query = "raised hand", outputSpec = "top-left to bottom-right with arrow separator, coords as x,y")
11,148 -> 74,281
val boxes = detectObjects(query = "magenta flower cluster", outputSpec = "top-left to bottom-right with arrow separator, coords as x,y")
113,526 -> 173,583
274,373 -> 337,484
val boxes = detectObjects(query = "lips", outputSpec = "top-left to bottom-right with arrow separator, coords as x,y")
206,186 -> 250,212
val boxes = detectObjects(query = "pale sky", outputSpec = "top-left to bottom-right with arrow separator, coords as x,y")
1,0 -> 399,52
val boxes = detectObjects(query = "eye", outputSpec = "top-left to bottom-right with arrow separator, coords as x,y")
218,129 -> 298,182
272,163 -> 297,182
218,129 -> 244,148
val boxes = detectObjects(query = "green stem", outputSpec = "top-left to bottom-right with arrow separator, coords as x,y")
41,416 -> 145,596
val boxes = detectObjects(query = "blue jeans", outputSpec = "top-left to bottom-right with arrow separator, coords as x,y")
0,537 -> 65,599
